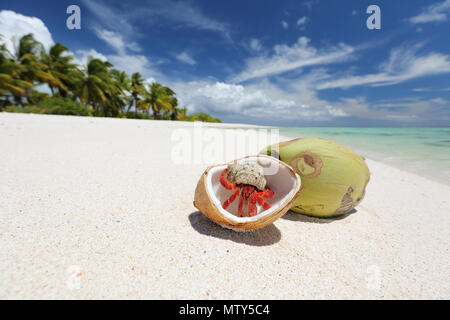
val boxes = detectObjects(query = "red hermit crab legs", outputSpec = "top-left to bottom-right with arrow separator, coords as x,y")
219,162 -> 274,217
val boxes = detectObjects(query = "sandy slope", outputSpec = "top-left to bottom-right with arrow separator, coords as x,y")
0,113 -> 449,299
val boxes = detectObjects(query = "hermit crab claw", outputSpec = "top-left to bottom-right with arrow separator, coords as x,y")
194,155 -> 302,231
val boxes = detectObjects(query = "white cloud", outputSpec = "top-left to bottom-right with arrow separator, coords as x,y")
173,75 -> 446,122
107,54 -> 160,78
83,0 -> 231,40
86,1 -> 219,76
80,0 -> 135,36
171,80 -> 348,121
145,77 -> 157,85
324,96 -> 450,123
296,16 -> 308,28
374,97 -> 449,121
249,38 -> 262,52
303,0 -> 319,10
95,29 -> 141,55
142,0 -> 230,39
178,81 -> 284,115
175,52 -> 197,65
90,26 -> 160,78
232,37 -> 354,83
73,48 -> 160,79
0,10 -> 54,54
281,20 -> 289,29
317,44 -> 450,89
73,49 -> 108,66
412,87 -> 450,92
409,0 -> 450,24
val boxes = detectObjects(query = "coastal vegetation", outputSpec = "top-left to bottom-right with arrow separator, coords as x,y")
0,34 -> 221,122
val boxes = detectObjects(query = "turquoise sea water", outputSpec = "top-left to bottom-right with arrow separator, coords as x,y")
279,127 -> 450,185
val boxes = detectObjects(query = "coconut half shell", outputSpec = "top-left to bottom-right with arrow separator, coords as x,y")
193,155 -> 302,231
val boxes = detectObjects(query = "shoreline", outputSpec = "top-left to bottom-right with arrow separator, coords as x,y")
1,113 -> 449,299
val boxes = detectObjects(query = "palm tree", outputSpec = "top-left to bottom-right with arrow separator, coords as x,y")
0,72 -> 33,107
137,82 -> 176,119
161,97 -> 181,120
78,57 -> 114,115
40,42 -> 78,97
0,41 -> 33,107
14,35 -> 54,85
110,69 -> 130,93
0,33 -> 220,122
108,69 -> 130,116
8,34 -> 61,105
126,72 -> 145,116
169,97 -> 179,120
176,107 -> 187,120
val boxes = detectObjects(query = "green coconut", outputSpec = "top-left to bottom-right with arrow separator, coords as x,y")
260,137 -> 370,217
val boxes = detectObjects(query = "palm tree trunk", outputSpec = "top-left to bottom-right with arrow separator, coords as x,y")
135,98 -> 138,118
14,95 -> 23,108
0,96 -> 9,110
126,99 -> 133,113
59,88 -> 66,97
25,89 -> 33,105
152,104 -> 159,120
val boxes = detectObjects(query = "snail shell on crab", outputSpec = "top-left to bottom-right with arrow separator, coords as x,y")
193,155 -> 302,231
226,161 -> 267,191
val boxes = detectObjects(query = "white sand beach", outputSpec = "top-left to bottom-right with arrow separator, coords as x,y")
0,113 -> 449,299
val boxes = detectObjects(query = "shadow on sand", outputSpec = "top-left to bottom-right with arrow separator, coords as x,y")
281,208 -> 357,224
188,211 -> 281,247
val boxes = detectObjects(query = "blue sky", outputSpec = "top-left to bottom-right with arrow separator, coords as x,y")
1,0 -> 450,126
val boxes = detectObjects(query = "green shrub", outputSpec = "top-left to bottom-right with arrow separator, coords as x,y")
118,111 -> 154,120
39,97 -> 92,116
29,90 -> 50,105
2,99 -> 220,123
23,105 -> 45,114
183,112 -> 221,123
2,105 -> 23,113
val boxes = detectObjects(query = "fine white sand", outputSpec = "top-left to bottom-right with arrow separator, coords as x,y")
0,113 -> 449,299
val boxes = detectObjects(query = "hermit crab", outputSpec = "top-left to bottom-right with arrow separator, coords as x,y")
194,155 -> 302,231
219,162 -> 274,217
